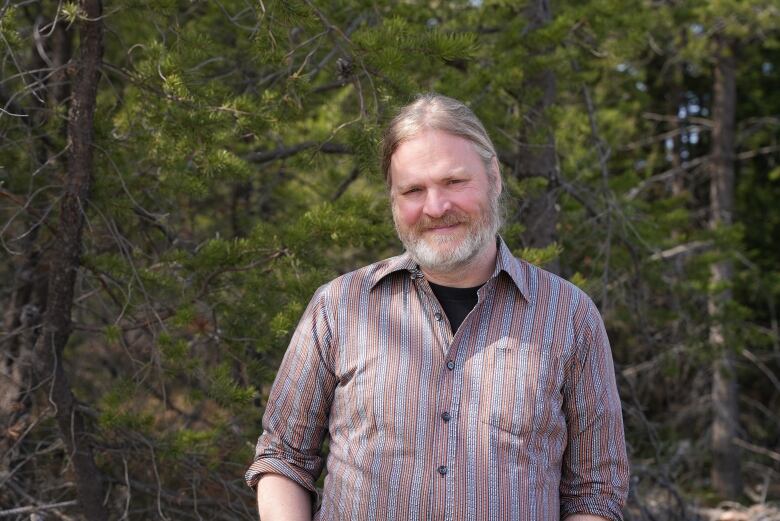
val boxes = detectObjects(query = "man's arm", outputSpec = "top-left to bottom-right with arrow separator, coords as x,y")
256,474 -> 312,521
244,286 -> 338,517
566,515 -> 610,521
560,298 -> 630,521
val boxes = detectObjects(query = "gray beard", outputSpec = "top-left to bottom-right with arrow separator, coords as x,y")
393,201 -> 501,273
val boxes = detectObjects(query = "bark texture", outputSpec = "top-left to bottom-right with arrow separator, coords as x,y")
515,0 -> 560,273
30,1 -> 108,519
708,35 -> 742,500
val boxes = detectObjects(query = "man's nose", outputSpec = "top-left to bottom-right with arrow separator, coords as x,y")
423,190 -> 451,218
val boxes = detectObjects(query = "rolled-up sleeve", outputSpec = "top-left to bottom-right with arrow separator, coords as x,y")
560,299 -> 630,521
244,285 -> 338,493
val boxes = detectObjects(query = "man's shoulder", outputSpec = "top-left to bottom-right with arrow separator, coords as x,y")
316,253 -> 410,299
506,253 -> 598,318
507,256 -> 606,348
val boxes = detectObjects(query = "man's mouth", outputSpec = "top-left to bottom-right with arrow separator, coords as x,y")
425,222 -> 461,232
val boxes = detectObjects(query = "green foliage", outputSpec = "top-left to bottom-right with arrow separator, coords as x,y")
59,2 -> 84,24
206,362 -> 255,410
2,0 -> 779,517
0,5 -> 23,50
515,242 -> 563,267
98,379 -> 155,433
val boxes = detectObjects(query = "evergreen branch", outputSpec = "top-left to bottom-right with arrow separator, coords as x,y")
102,62 -> 255,116
246,141 -> 351,164
196,249 -> 287,300
308,15 -> 366,82
302,0 -> 378,118
74,250 -> 288,334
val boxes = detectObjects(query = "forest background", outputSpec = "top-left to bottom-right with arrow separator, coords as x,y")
1,0 -> 779,520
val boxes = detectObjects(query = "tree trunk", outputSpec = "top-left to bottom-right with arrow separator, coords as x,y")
31,1 -> 108,519
515,0 -> 560,274
708,34 -> 741,500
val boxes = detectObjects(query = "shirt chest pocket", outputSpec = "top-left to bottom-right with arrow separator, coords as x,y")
476,341 -> 557,439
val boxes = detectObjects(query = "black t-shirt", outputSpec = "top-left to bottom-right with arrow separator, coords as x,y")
428,281 -> 483,334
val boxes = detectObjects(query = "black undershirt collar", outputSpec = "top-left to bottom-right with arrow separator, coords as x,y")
428,281 -> 483,334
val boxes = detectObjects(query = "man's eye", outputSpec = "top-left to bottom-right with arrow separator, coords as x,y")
404,188 -> 421,195
448,179 -> 463,185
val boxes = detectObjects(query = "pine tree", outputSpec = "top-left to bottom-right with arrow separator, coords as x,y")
1,0 -> 779,518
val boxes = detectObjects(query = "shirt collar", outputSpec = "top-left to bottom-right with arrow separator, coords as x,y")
369,236 -> 530,302
368,251 -> 419,289
492,236 -> 530,302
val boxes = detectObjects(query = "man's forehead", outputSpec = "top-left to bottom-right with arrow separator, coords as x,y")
392,129 -> 478,153
389,133 -> 486,181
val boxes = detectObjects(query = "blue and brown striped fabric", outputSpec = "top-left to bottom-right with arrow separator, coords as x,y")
246,237 -> 629,520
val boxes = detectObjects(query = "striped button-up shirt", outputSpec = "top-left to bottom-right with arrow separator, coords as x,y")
246,238 -> 629,520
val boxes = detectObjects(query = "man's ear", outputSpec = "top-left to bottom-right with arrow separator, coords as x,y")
491,156 -> 502,194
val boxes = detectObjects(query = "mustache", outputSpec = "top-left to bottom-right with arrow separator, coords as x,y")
413,211 -> 469,232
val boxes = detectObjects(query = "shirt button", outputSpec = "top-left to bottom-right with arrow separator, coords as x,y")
437,465 -> 447,476
446,360 -> 455,370
434,312 -> 442,321
441,411 -> 451,422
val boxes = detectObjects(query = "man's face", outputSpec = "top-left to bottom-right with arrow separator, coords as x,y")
389,129 -> 501,273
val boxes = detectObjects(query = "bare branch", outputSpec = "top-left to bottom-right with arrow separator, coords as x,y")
0,501 -> 78,517
732,437 -> 780,464
331,167 -> 360,201
625,155 -> 709,200
737,144 -> 780,161
649,241 -> 712,261
642,111 -> 713,127
740,348 -> 780,395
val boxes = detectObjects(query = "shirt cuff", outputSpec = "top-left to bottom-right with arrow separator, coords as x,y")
560,496 -> 624,521
244,456 -> 318,493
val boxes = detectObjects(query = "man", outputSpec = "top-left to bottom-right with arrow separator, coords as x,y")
246,93 -> 630,520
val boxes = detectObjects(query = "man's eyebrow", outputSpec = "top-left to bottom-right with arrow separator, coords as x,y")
393,168 -> 475,192
447,167 -> 469,176
445,166 -> 476,178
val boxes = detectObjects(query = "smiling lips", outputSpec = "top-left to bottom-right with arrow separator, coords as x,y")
427,223 -> 461,232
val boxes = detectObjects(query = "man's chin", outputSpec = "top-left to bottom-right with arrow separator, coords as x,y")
408,243 -> 477,272
414,239 -> 462,258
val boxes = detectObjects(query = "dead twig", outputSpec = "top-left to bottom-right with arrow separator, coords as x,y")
0,500 -> 78,517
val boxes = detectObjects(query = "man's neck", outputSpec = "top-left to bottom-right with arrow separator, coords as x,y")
420,241 -> 498,288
